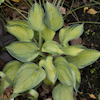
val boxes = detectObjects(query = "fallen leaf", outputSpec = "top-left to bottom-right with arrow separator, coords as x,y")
82,98 -> 87,100
12,0 -> 20,2
4,95 -> 8,99
87,8 -> 97,14
58,6 -> 66,14
79,92 -> 83,94
83,7 -> 88,13
89,94 -> 96,99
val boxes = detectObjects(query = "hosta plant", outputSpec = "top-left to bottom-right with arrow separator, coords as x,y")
0,1 -> 100,100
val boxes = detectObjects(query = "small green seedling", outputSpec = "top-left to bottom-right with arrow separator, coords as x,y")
85,29 -> 90,35
0,2 -> 100,100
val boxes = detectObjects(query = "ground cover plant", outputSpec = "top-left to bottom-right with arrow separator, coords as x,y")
0,0 -> 100,100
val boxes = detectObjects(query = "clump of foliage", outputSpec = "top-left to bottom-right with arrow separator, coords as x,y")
0,1 -> 100,100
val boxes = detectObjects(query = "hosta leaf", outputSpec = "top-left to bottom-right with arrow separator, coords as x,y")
0,71 -> 13,86
66,48 -> 100,69
14,63 -> 46,93
52,83 -> 74,100
7,20 -> 30,27
42,41 -> 63,55
54,57 -> 73,86
9,93 -> 21,100
59,24 -> 84,46
69,63 -> 81,92
28,89 -> 39,100
6,25 -> 34,42
39,56 -> 57,84
43,77 -> 54,85
6,41 -> 39,62
63,45 -> 84,56
2,61 -> 21,89
98,93 -> 100,100
0,0 -> 4,5
44,2 -> 63,31
28,2 -> 45,32
41,24 -> 55,41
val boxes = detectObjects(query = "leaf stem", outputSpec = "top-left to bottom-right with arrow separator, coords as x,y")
0,71 -> 14,86
28,0 -> 33,6
42,0 -> 45,8
33,38 -> 38,46
69,0 -> 74,12
23,0 -> 31,8
68,21 -> 100,25
91,0 -> 100,5
53,0 -> 57,6
39,0 -> 41,6
0,14 -> 7,23
39,51 -> 46,58
57,0 -> 62,8
1,7 -> 7,18
61,0 -> 65,7
39,31 -> 42,49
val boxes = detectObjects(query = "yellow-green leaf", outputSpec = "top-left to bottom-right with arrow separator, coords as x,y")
41,24 -> 55,41
42,41 -> 63,55
39,56 -> 57,84
69,63 -> 81,92
14,63 -> 46,93
54,57 -> 73,86
28,2 -> 45,32
98,93 -> 100,100
66,48 -> 100,69
44,1 -> 63,31
43,77 -> 54,85
63,45 -> 84,56
7,20 -> 30,27
0,0 -> 4,5
3,61 -> 21,89
59,24 -> 84,46
6,41 -> 39,62
6,25 -> 34,42
52,83 -> 74,100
